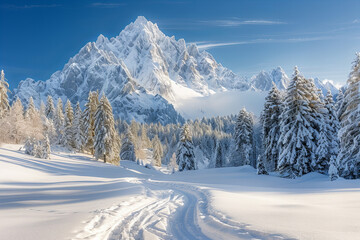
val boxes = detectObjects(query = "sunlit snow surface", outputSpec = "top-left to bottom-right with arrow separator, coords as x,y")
1,144 -> 359,240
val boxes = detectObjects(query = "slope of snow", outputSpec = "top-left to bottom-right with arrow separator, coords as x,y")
1,144 -> 359,240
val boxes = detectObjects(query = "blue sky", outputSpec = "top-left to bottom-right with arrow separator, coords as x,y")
1,0 -> 360,89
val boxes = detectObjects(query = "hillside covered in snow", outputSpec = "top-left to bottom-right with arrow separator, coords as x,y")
0,144 -> 359,240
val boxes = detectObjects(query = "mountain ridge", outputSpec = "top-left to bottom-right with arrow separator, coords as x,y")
12,16 -> 338,123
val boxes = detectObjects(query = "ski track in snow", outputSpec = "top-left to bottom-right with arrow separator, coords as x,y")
74,179 -> 293,240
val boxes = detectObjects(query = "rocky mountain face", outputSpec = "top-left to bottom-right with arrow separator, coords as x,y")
13,16 -> 249,124
313,78 -> 339,97
250,67 -> 290,91
13,16 -> 338,123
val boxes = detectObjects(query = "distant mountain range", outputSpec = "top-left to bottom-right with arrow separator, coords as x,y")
13,16 -> 338,124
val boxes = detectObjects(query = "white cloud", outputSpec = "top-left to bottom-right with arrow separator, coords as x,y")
195,37 -> 327,50
196,42 -> 248,49
200,18 -> 285,27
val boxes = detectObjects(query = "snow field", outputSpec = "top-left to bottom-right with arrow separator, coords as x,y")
1,144 -> 360,240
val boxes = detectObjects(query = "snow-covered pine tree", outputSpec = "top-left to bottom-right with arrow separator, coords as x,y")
335,89 -> 347,120
316,119 -> 329,174
233,108 -> 254,166
41,114 -> 56,144
278,67 -> 316,178
120,128 -> 136,161
45,95 -> 56,120
63,99 -> 74,149
328,155 -> 339,181
140,124 -> 150,148
338,53 -> 360,179
215,140 -> 223,168
23,97 -> 44,141
176,124 -> 196,171
25,97 -> 37,121
83,91 -> 99,154
42,135 -> 51,159
130,120 -> 139,139
54,98 -> 65,144
306,79 -> 328,172
167,152 -> 178,172
257,154 -> 268,175
325,91 -> 340,172
24,137 -> 35,155
73,102 -> 85,151
152,135 -> 163,167
0,70 -> 10,118
261,82 -> 282,171
94,95 -> 120,164
129,120 -> 142,157
34,142 -> 43,158
7,98 -> 25,143
40,101 -> 45,117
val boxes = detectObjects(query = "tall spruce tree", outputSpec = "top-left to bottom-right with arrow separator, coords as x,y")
328,155 -> 339,181
215,140 -> 223,168
316,119 -> 330,173
94,95 -> 119,164
73,102 -> 85,151
335,89 -> 346,120
140,125 -> 150,148
45,95 -> 56,120
8,98 -> 25,143
0,70 -> 10,118
261,82 -> 282,171
40,101 -> 46,117
257,154 -> 268,175
54,98 -> 65,144
25,97 -> 37,120
338,53 -> 360,179
63,100 -> 74,149
278,67 -> 316,178
233,108 -> 254,166
42,135 -> 51,159
321,91 -> 340,174
120,128 -> 136,161
307,79 -> 327,171
176,124 -> 196,171
83,91 -> 99,154
152,135 -> 163,167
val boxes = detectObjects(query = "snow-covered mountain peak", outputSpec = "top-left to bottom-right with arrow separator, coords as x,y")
251,67 -> 289,91
96,34 -> 110,46
313,78 -> 339,97
12,16 -> 340,123
117,16 -> 165,44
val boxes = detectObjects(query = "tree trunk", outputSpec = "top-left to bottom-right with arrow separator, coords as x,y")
104,154 -> 106,163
